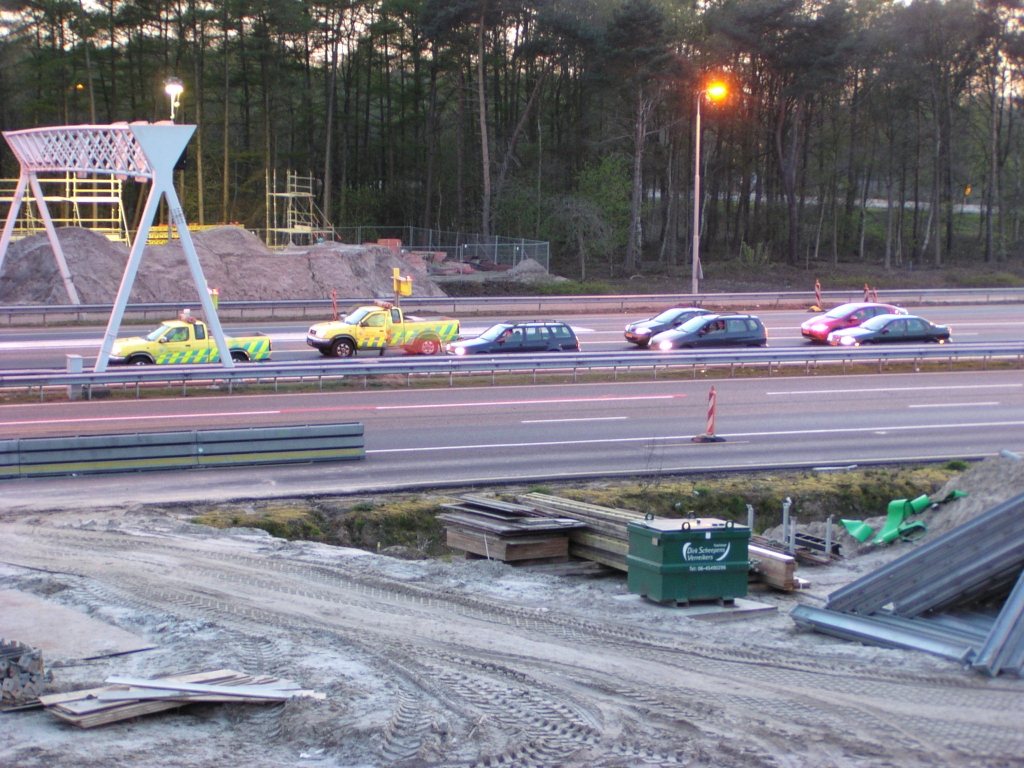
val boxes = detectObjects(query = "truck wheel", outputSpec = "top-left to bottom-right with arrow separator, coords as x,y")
332,339 -> 355,357
230,350 -> 248,362
418,338 -> 440,355
128,355 -> 152,365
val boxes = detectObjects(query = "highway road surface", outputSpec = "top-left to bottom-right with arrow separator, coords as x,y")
3,304 -> 1024,369
1,368 -> 1021,510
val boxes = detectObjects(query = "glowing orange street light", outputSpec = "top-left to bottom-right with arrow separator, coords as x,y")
692,80 -> 728,295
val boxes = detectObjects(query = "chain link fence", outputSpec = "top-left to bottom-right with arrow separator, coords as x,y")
331,225 -> 549,272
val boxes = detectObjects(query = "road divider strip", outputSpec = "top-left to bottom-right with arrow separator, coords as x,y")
1,422 -> 364,478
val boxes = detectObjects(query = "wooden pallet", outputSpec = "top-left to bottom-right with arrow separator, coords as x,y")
37,669 -> 322,728
446,529 -> 569,563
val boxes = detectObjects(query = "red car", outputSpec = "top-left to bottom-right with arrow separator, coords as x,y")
801,302 -> 908,343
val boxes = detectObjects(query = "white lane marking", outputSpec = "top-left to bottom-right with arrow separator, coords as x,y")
0,394 -> 678,426
372,394 -> 675,411
1,409 -> 282,427
908,402 -> 1000,408
522,417 -> 628,424
767,384 -> 1022,395
368,419 -> 1024,453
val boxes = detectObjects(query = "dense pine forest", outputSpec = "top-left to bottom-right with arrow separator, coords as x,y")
1,0 -> 1022,280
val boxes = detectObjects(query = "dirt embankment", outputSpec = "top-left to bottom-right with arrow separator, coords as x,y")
0,226 -> 449,304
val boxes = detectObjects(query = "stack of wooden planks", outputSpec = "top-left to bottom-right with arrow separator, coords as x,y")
748,545 -> 802,590
0,639 -> 49,710
516,493 -> 639,571
439,495 -> 585,565
37,669 -> 324,728
519,493 -> 806,591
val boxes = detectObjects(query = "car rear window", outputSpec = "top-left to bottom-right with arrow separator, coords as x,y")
726,319 -> 747,333
550,325 -> 573,338
194,323 -> 206,340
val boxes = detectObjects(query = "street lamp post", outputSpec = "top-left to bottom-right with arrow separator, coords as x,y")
164,78 -> 184,122
692,81 -> 727,296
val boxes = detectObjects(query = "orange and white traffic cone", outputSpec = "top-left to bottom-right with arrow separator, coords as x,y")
692,385 -> 726,443
811,279 -> 822,311
863,283 -> 870,301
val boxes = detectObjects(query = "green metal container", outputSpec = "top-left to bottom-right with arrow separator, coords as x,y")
627,516 -> 750,605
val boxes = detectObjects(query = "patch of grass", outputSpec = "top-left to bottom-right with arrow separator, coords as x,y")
192,502 -> 328,542
186,465 -> 970,555
555,465 -> 963,534
191,495 -> 451,556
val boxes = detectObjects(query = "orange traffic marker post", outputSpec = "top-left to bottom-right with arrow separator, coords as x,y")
692,385 -> 726,443
810,279 -> 822,312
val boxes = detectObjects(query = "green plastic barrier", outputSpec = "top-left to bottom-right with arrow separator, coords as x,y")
841,490 -> 968,546
842,519 -> 875,543
873,495 -> 931,544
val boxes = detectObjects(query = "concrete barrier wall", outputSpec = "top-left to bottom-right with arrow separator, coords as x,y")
1,423 -> 365,478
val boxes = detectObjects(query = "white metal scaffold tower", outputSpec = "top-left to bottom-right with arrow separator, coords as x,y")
0,122 -> 234,372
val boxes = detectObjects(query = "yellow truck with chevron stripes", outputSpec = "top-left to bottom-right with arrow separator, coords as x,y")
109,313 -> 272,365
306,301 -> 459,357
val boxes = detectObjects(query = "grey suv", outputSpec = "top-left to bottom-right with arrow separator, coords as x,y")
447,321 -> 580,355
650,314 -> 767,350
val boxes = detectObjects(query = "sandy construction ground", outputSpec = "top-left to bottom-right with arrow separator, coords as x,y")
1,461 -> 1023,767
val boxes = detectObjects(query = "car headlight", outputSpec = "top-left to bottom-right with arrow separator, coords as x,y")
658,340 -> 674,351
840,336 -> 856,346
454,347 -> 466,356
308,327 -> 319,337
811,323 -> 828,333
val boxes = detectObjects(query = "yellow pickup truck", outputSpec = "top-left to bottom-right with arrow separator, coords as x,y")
109,315 -> 272,365
306,302 -> 459,357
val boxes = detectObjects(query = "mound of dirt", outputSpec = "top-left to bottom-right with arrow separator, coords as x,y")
0,226 -> 448,304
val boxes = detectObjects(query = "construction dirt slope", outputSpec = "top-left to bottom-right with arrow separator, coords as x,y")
0,226 -> 448,304
1,457 -> 1023,768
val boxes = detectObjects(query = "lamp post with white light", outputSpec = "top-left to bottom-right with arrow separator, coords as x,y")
164,78 -> 184,122
692,80 -> 727,296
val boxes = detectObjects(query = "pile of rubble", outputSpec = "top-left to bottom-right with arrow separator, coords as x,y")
0,226 -> 449,304
0,639 -> 50,710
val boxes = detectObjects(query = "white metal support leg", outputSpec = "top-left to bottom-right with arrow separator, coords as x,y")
28,173 -> 81,305
0,173 -> 28,277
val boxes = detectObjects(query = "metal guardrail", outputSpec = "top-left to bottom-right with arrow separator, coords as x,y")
3,287 -> 1024,324
2,343 -> 1022,399
0,423 -> 365,478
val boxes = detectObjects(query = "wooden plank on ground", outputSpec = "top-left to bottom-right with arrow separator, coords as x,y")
446,529 -> 568,562
748,544 -> 797,591
569,542 -> 627,571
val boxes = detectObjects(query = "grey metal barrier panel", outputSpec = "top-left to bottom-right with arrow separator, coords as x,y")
972,569 -> 1024,676
3,342 -> 1024,393
790,605 -> 982,662
826,491 -> 1024,615
15,432 -> 199,477
0,439 -> 18,479
196,423 -> 365,467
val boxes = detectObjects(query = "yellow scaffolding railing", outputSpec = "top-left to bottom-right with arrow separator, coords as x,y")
0,174 -> 129,243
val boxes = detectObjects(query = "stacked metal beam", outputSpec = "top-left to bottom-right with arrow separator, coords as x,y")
793,491 -> 1024,676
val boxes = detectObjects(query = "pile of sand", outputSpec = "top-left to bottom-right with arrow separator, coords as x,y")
0,226 -> 448,304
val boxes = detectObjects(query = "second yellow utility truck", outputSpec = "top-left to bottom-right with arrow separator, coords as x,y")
306,301 -> 459,357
